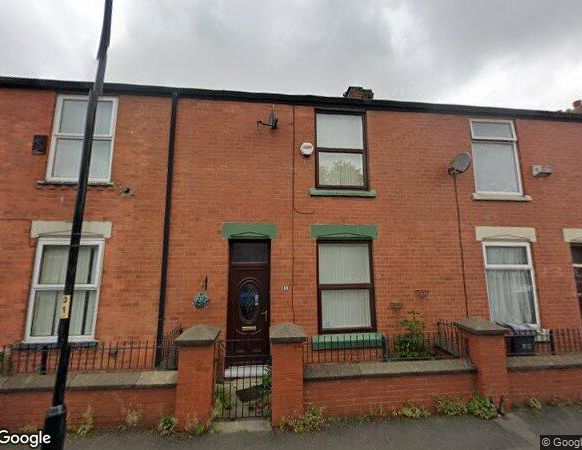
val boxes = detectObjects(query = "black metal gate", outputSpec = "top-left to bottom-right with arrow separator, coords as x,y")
214,340 -> 271,420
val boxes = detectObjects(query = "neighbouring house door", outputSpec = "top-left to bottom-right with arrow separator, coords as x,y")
227,241 -> 270,360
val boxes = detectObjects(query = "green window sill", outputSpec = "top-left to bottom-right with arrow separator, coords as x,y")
309,188 -> 377,198
311,332 -> 385,351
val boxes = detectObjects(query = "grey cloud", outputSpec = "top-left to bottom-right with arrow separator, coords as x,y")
1,0 -> 581,109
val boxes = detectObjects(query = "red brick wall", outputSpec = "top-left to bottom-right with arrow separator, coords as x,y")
304,373 -> 476,416
0,387 -> 175,430
0,88 -> 171,343
2,88 -> 582,344
509,367 -> 582,404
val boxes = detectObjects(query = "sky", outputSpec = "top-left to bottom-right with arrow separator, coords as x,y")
1,0 -> 581,110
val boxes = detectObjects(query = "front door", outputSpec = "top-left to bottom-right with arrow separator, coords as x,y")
227,241 -> 270,360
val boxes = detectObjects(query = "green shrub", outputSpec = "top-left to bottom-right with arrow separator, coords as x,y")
76,406 -> 95,438
392,311 -> 434,360
215,383 -> 233,410
526,397 -> 542,411
466,393 -> 497,420
157,415 -> 178,435
280,405 -> 327,433
184,415 -> 208,436
434,396 -> 468,416
261,366 -> 272,393
396,402 -> 431,419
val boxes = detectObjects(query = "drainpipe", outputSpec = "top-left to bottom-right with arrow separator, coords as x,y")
155,92 -> 179,366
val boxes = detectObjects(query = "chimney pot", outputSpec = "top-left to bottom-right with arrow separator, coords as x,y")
343,86 -> 374,100
573,99 -> 582,111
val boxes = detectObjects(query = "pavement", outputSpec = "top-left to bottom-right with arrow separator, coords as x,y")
10,406 -> 582,449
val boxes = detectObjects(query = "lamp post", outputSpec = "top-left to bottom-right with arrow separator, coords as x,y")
42,1 -> 113,448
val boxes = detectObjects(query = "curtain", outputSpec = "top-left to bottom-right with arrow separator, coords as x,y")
31,290 -> 96,337
53,139 -> 111,179
486,246 -> 527,265
318,152 -> 364,186
316,114 -> 363,149
319,243 -> 370,284
321,289 -> 371,329
39,246 -> 95,284
473,142 -> 519,193
60,99 -> 113,135
487,269 -> 536,324
472,121 -> 513,139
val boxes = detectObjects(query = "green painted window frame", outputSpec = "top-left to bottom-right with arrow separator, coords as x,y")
310,224 -> 378,241
222,223 -> 277,240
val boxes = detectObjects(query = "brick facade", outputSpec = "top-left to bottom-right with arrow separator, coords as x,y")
1,80 -> 582,346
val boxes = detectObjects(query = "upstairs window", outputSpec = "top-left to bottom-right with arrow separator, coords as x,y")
470,119 -> 522,195
26,238 -> 104,342
317,241 -> 375,332
483,242 -> 539,326
316,112 -> 367,189
46,95 -> 118,182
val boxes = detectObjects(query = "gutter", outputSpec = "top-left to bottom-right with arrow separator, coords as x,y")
2,76 -> 582,123
155,92 -> 179,366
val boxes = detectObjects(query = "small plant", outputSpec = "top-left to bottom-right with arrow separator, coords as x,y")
370,405 -> 391,421
434,396 -> 468,416
157,415 -> 178,436
396,402 -> 431,419
261,366 -> 272,393
548,396 -> 572,407
118,405 -> 143,430
215,383 -> 233,410
526,397 -> 542,411
184,415 -> 209,437
19,425 -> 36,434
76,406 -> 95,438
281,405 -> 327,433
466,393 -> 497,420
392,311 -> 435,360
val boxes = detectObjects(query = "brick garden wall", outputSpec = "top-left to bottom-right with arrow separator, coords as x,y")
304,372 -> 476,417
508,367 -> 582,404
0,387 -> 175,430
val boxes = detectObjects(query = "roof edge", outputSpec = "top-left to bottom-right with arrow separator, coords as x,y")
1,76 -> 581,122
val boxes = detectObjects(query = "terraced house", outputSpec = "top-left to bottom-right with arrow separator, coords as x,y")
1,77 -> 582,427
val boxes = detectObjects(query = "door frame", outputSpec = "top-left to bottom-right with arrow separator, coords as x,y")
226,240 -> 271,356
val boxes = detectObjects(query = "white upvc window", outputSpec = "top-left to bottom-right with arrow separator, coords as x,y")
317,241 -> 375,331
470,119 -> 523,196
482,241 -> 539,326
46,95 -> 118,183
25,237 -> 105,342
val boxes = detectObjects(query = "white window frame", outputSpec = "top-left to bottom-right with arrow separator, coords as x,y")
24,237 -> 105,343
482,241 -> 540,327
470,118 -> 524,197
45,95 -> 118,183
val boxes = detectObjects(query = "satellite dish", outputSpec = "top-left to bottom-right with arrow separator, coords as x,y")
448,152 -> 471,175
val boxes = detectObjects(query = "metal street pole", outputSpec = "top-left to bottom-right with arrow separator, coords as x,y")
42,1 -> 113,448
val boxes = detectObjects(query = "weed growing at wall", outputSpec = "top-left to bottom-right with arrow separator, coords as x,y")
434,396 -> 468,416
466,394 -> 497,420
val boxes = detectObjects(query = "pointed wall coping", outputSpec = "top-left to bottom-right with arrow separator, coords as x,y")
270,323 -> 306,344
454,317 -> 507,336
175,324 -> 220,346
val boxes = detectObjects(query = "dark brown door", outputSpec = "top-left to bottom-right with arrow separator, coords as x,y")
227,241 -> 270,359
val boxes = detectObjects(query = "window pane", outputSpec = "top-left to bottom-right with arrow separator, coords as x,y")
321,289 -> 371,329
318,152 -> 364,186
59,99 -> 113,135
60,99 -> 87,134
571,246 -> 582,265
39,245 -> 97,285
52,138 -> 111,179
486,269 -> 536,324
319,243 -> 370,284
232,243 -> 269,263
89,140 -> 112,179
69,291 -> 96,336
473,142 -> 520,193
30,290 -> 60,336
486,246 -> 528,265
316,114 -> 363,149
53,138 -> 82,178
472,121 -> 514,139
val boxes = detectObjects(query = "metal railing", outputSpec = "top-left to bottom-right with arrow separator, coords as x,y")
303,321 -> 467,364
505,328 -> 582,356
0,326 -> 182,375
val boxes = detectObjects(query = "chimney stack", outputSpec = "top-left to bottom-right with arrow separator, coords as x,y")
572,100 -> 582,113
343,86 -> 374,100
